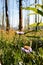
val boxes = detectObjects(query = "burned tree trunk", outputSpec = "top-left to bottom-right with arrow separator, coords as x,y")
19,0 -> 22,31
5,0 -> 10,31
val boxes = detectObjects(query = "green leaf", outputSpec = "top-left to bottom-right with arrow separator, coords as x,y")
36,4 -> 43,9
27,13 -> 37,16
30,4 -> 43,9
22,7 -> 43,16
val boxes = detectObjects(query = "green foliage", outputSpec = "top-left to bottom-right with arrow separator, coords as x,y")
36,4 -> 43,9
22,4 -> 43,16
0,32 -> 43,65
39,22 -> 43,26
29,23 -> 37,27
29,22 -> 43,27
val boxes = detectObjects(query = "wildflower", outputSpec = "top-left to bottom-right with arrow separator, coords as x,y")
21,46 -> 32,53
19,61 -> 23,65
16,31 -> 24,35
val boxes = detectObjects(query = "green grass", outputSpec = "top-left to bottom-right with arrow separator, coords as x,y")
0,30 -> 43,65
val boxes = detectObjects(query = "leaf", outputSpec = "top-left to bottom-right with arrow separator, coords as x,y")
27,13 -> 37,16
36,4 -> 43,9
22,7 -> 43,16
30,4 -> 43,9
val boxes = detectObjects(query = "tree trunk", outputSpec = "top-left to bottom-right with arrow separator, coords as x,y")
38,0 -> 39,22
2,0 -> 4,30
35,0 -> 37,23
35,0 -> 37,31
19,0 -> 22,31
5,0 -> 10,31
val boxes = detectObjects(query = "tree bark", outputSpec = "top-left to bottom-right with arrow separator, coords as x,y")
35,0 -> 38,31
19,0 -> 22,31
2,0 -> 4,30
5,0 -> 10,31
35,0 -> 37,23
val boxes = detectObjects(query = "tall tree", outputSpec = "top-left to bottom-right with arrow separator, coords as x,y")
5,0 -> 10,31
38,0 -> 39,22
35,0 -> 38,31
35,0 -> 37,23
42,0 -> 43,21
2,0 -> 4,30
19,0 -> 22,31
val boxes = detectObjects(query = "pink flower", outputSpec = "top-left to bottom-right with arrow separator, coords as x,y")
21,46 -> 32,53
16,31 -> 24,34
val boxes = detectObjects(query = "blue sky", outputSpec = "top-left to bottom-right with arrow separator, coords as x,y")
8,0 -> 19,27
0,0 -> 43,29
0,0 -> 19,28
